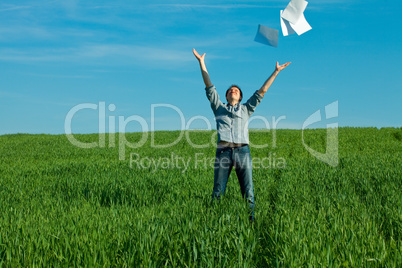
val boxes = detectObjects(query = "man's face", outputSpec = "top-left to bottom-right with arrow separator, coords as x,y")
226,87 -> 241,103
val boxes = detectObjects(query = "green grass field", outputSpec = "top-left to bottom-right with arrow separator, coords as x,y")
0,127 -> 401,267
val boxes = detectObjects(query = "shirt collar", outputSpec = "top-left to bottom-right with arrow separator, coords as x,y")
227,102 -> 240,108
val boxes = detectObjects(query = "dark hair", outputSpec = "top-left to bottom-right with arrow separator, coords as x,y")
225,84 -> 243,102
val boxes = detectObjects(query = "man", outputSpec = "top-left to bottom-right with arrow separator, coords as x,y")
193,48 -> 290,221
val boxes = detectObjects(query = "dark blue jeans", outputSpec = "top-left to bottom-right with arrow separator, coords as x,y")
212,144 -> 255,220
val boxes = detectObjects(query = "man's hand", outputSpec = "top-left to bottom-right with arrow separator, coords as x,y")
258,61 -> 291,97
193,48 -> 205,63
276,61 -> 291,72
193,48 -> 212,88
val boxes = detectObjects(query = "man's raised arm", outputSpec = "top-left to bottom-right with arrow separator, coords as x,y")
193,48 -> 213,88
257,61 -> 291,97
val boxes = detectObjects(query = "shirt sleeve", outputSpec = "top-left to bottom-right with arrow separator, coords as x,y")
205,85 -> 223,114
244,90 -> 263,116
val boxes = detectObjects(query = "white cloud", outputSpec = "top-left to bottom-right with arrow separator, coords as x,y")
151,3 -> 281,10
0,45 -> 194,67
0,5 -> 31,12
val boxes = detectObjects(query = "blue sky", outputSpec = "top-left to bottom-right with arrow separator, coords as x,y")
1,0 -> 401,134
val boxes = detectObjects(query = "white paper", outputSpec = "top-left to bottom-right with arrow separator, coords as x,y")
280,10 -> 295,36
289,12 -> 312,35
281,0 -> 308,25
254,24 -> 279,47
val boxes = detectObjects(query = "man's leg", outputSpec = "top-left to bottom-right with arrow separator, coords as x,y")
211,147 -> 233,203
233,145 -> 255,221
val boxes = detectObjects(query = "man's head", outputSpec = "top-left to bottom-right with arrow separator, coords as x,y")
225,84 -> 243,104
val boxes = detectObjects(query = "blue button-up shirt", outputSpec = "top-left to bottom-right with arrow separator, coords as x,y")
205,85 -> 263,144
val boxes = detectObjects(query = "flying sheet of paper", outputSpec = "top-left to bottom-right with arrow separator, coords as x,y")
254,24 -> 279,47
281,0 -> 308,25
280,10 -> 295,36
289,11 -> 311,35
